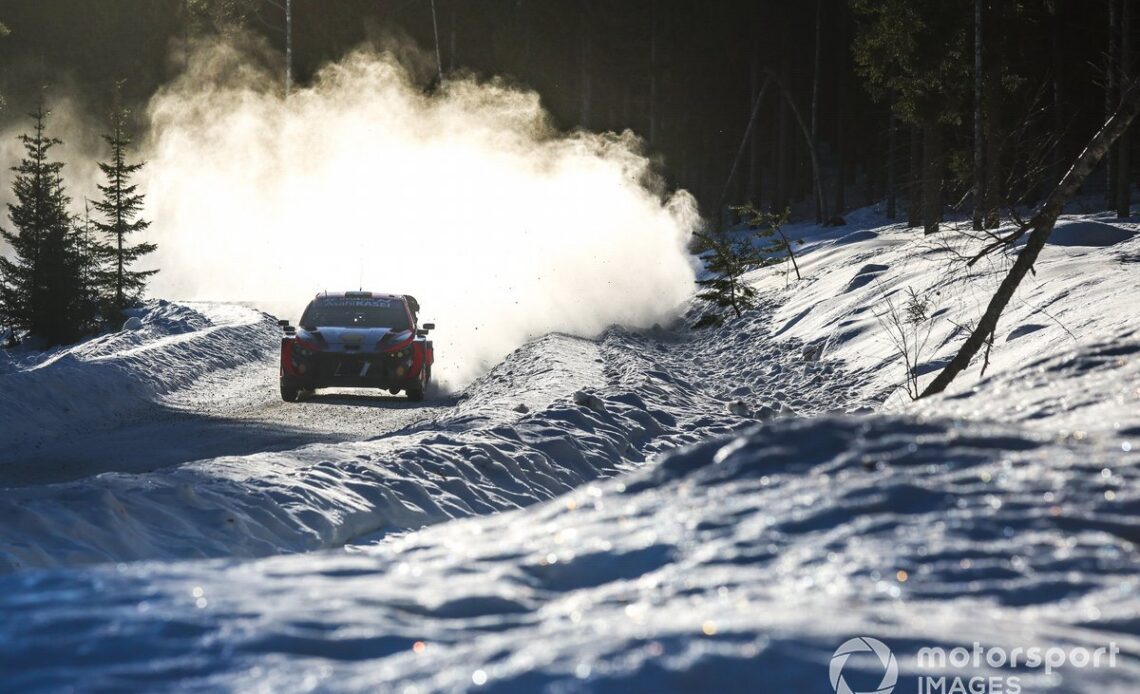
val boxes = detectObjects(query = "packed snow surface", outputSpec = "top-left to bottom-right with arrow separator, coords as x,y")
1,206 -> 1138,692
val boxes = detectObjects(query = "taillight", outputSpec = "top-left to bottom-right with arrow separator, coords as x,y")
294,339 -> 321,357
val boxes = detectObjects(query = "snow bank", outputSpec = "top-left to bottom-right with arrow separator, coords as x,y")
2,414 -> 1136,692
0,301 -> 278,455
0,306 -> 874,571
756,208 -> 1140,434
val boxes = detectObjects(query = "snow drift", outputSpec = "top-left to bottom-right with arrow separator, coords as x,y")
0,301 -> 276,461
2,414 -> 1137,692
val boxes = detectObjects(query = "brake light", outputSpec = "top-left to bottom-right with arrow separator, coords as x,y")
294,339 -> 322,357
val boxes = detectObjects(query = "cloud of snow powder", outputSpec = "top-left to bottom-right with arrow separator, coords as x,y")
141,36 -> 698,388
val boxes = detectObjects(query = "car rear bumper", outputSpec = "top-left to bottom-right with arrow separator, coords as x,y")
283,351 -> 423,390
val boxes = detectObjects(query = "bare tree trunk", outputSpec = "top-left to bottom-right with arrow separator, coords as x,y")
717,77 -> 772,214
747,52 -> 761,206
776,59 -> 791,211
972,0 -> 985,230
1118,0 -> 1133,217
983,60 -> 1002,228
767,69 -> 828,223
922,119 -> 942,234
449,0 -> 457,71
887,105 -> 898,219
429,0 -> 443,80
1108,0 -> 1119,204
580,18 -> 592,128
908,126 -> 923,228
285,0 -> 293,94
921,81 -> 1140,398
811,0 -> 821,144
649,0 -> 658,146
1050,0 -> 1064,188
834,81 -> 847,215
810,0 -> 823,221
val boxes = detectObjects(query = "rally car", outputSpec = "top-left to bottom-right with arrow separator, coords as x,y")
277,291 -> 434,402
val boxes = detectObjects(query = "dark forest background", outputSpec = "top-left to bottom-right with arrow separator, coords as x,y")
0,0 -> 1132,225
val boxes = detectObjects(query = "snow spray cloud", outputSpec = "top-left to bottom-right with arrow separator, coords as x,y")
142,36 -> 698,388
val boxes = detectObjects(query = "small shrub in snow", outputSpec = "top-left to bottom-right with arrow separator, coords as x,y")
905,291 -> 930,324
876,287 -> 936,400
122,316 -> 143,332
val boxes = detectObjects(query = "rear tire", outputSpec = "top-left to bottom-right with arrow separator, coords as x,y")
406,368 -> 427,402
280,379 -> 303,402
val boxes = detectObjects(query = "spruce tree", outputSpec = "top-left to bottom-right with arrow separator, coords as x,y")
692,228 -> 762,326
73,201 -> 106,335
692,205 -> 804,327
0,105 -> 89,345
93,102 -> 157,319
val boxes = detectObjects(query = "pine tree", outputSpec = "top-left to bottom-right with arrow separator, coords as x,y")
92,101 -> 157,318
693,228 -> 761,327
0,105 -> 90,346
851,0 -> 972,234
73,201 -> 106,335
693,205 -> 804,327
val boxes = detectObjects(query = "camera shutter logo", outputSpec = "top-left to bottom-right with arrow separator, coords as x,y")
829,637 -> 898,694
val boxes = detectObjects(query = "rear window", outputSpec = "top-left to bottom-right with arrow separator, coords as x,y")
300,298 -> 409,330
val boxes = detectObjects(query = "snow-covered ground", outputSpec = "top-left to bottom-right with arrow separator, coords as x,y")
0,206 -> 1137,692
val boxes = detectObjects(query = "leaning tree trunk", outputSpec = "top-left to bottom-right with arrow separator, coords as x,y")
922,118 -> 942,235
921,80 -> 1140,397
747,53 -> 762,207
767,69 -> 828,223
716,77 -> 772,216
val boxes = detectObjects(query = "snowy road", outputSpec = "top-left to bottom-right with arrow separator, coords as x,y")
0,370 -> 452,488
0,305 -> 452,488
